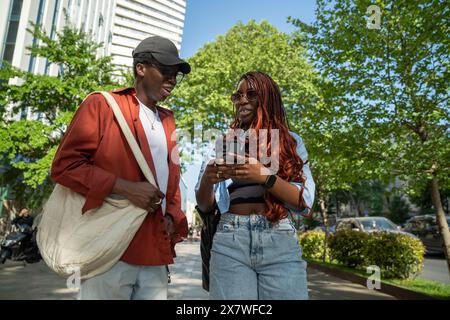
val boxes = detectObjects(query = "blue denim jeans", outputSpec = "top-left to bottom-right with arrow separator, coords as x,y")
209,213 -> 308,300
78,261 -> 168,300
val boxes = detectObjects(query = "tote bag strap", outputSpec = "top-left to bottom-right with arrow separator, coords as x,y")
95,91 -> 157,186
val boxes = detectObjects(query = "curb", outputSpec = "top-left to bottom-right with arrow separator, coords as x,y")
307,261 -> 440,300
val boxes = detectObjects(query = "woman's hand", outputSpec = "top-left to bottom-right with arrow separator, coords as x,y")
196,158 -> 228,213
201,159 -> 231,185
220,154 -> 272,184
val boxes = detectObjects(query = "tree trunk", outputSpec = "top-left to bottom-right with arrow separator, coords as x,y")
1,200 -> 15,236
318,195 -> 329,262
348,192 -> 357,217
430,177 -> 450,277
335,193 -> 340,218
445,194 -> 449,215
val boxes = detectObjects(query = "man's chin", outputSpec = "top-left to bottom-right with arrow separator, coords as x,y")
152,94 -> 167,103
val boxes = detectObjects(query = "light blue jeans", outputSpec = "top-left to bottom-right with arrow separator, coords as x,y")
209,213 -> 309,300
78,261 -> 168,300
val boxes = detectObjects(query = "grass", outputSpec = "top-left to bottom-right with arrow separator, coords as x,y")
306,258 -> 450,299
385,278 -> 450,299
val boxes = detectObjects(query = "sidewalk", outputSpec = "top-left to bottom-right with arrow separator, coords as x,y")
0,241 -> 395,300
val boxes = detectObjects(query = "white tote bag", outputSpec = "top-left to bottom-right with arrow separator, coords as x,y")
37,92 -> 157,280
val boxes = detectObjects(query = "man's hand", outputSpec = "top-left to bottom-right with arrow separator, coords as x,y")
113,178 -> 165,213
164,214 -> 175,237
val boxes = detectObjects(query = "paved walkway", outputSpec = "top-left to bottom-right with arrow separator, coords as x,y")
421,256 -> 450,284
0,241 -> 395,300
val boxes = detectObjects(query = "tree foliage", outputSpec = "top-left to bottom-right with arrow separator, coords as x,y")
290,0 -> 449,193
0,22 -> 119,207
167,20 -> 321,134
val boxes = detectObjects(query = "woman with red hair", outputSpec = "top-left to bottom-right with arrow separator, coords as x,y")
195,71 -> 315,300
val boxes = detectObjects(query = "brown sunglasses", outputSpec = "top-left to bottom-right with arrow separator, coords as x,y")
230,90 -> 258,104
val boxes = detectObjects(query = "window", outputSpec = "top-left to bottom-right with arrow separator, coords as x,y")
1,0 -> 23,63
44,0 -> 60,74
28,0 -> 46,72
350,221 -> 359,230
10,0 -> 23,19
2,44 -> 16,63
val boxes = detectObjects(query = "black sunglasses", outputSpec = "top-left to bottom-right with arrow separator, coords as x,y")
230,90 -> 258,104
150,63 -> 185,83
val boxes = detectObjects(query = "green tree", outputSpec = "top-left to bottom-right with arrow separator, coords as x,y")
295,102 -> 380,261
0,21 -> 119,210
327,180 -> 387,217
387,194 -> 411,224
409,181 -> 450,216
167,20 -> 321,134
290,0 -> 450,273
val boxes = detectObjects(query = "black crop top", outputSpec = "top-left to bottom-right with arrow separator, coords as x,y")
228,179 -> 266,205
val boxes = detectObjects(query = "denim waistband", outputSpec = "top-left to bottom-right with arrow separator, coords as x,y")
220,212 -> 292,230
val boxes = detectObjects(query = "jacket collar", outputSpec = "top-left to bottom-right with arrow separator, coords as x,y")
112,86 -> 136,94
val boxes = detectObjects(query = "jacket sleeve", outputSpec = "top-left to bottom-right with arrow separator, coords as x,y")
50,93 -> 117,214
166,184 -> 188,239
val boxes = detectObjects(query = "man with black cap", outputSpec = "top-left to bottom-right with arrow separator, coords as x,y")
51,36 -> 191,299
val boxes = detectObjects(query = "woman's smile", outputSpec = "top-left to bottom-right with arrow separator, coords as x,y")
239,105 -> 253,117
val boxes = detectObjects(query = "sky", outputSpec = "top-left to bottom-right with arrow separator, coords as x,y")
178,0 -> 317,202
180,0 -> 317,58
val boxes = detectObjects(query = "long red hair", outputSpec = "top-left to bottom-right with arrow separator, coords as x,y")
230,71 -> 305,222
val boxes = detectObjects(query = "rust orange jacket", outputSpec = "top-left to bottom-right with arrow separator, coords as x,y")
50,87 -> 188,266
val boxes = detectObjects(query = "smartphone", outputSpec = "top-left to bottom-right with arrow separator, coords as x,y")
216,136 -> 242,164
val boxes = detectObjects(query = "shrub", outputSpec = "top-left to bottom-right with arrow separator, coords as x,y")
298,230 -> 331,261
365,232 -> 425,279
328,230 -> 369,267
299,229 -> 425,280
326,230 -> 425,279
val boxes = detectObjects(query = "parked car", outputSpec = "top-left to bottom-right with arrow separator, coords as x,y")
403,214 -> 450,255
334,217 -> 417,238
313,225 -> 336,233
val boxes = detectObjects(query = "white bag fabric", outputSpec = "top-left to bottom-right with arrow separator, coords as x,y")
37,91 -> 157,280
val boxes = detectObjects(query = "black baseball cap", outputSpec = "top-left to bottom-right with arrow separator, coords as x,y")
132,36 -> 191,74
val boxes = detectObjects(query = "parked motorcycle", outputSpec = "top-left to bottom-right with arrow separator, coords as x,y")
0,222 -> 41,264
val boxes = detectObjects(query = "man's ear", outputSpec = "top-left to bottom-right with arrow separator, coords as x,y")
135,63 -> 146,77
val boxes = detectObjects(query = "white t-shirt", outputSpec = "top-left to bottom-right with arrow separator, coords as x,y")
136,97 -> 169,215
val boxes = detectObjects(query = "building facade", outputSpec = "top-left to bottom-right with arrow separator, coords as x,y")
110,0 -> 186,72
0,0 -> 187,76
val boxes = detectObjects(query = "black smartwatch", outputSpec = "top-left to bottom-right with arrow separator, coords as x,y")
263,175 -> 277,189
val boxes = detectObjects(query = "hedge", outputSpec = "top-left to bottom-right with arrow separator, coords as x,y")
299,230 -> 330,261
328,230 -> 370,267
298,230 -> 425,279
365,232 -> 425,279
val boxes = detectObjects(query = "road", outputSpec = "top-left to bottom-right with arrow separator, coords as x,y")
420,255 -> 450,284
